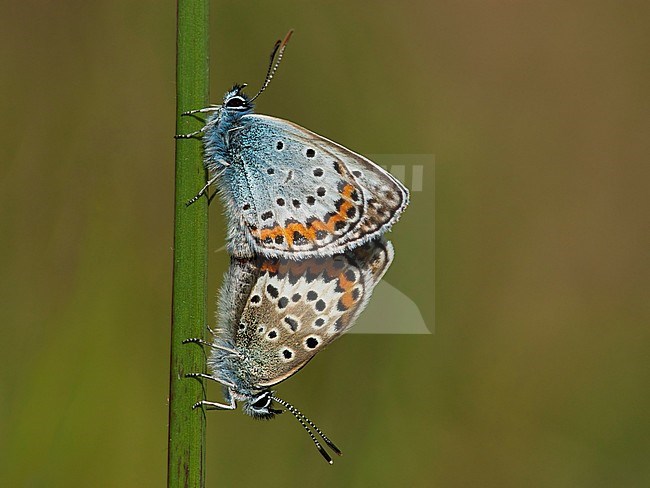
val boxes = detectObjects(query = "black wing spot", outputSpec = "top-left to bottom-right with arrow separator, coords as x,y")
313,168 -> 323,177
306,148 -> 316,158
266,284 -> 279,298
333,317 -> 345,331
276,141 -> 284,150
293,231 -> 308,245
352,288 -> 361,301
284,317 -> 299,331
306,337 -> 319,349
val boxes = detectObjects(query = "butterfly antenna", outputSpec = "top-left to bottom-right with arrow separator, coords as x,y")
294,407 -> 343,456
271,395 -> 342,464
249,29 -> 294,103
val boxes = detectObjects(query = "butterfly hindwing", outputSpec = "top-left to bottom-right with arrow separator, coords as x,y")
218,239 -> 393,388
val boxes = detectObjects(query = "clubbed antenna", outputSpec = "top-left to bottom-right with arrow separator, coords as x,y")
249,29 -> 294,103
271,395 -> 342,464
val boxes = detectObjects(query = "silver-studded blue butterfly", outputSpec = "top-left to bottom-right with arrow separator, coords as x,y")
184,237 -> 394,463
177,31 -> 409,259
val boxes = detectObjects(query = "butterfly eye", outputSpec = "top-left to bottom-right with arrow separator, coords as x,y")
251,393 -> 271,409
225,96 -> 246,109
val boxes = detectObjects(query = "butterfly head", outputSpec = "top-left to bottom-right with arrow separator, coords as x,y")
222,84 -> 254,115
241,390 -> 342,463
214,29 -> 293,124
242,390 -> 282,420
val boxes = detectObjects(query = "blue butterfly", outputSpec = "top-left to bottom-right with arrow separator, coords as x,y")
178,31 -> 409,259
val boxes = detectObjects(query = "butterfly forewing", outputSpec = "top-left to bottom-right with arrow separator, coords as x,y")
275,117 -> 409,247
221,115 -> 407,258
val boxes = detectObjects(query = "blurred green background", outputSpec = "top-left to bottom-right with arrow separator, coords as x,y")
1,1 -> 648,486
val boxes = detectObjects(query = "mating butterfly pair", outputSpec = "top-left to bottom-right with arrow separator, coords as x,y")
179,31 -> 408,463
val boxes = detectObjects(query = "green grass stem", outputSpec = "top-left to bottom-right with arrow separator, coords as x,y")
168,1 -> 209,487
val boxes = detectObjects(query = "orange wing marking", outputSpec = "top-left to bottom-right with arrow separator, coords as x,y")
252,184 -> 358,248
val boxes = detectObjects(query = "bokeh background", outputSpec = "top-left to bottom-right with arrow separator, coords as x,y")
1,1 -> 648,486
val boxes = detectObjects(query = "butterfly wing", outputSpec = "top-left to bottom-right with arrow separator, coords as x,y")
221,238 -> 393,388
219,114 -> 408,258
265,117 -> 410,250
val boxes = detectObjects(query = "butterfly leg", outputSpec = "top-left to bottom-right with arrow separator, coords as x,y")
185,169 -> 227,207
181,106 -> 221,116
174,126 -> 207,139
182,337 -> 243,358
225,126 -> 244,145
227,126 -> 244,135
206,325 -> 223,336
193,389 -> 237,411
192,398 -> 236,411
182,337 -> 213,347
186,372 -> 235,388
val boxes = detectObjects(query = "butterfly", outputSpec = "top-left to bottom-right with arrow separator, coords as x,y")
177,31 -> 409,259
184,237 -> 394,463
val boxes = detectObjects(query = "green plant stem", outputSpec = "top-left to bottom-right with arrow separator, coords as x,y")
168,1 -> 209,487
